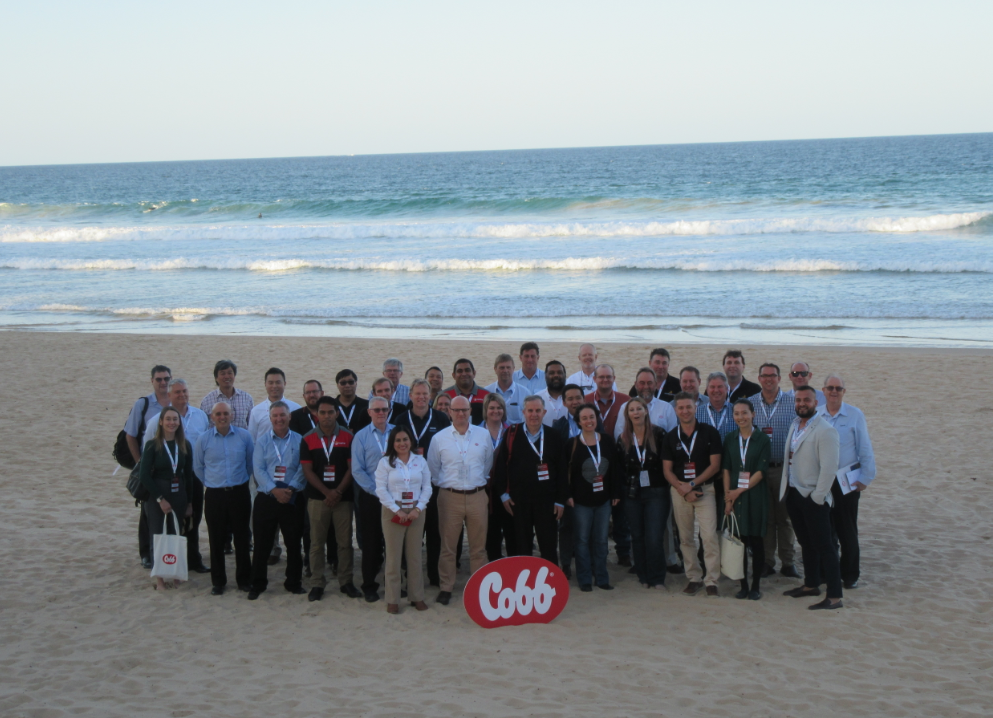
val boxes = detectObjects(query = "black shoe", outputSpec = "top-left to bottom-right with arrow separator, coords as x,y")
308,587 -> 324,602
286,586 -> 307,595
580,584 -> 593,592
735,588 -> 749,600
780,564 -> 801,578
141,556 -> 153,570
761,564 -> 776,578
809,598 -> 843,610
627,566 -> 638,574
340,583 -> 362,599
783,586 -> 821,598
748,590 -> 762,601
844,579 -> 859,590
596,583 -> 614,591
237,584 -> 251,592
191,564 -> 211,574
667,563 -> 684,575
247,589 -> 262,600
210,586 -> 224,596
364,590 -> 381,603
562,566 -> 572,580
224,544 -> 233,555
436,591 -> 452,606
617,555 -> 632,567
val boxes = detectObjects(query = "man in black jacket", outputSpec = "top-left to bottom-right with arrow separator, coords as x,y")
492,395 -> 568,565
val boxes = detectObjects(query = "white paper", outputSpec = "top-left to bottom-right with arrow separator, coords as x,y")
837,465 -> 862,495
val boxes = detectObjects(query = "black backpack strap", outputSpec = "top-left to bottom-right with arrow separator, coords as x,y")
137,396 -> 150,440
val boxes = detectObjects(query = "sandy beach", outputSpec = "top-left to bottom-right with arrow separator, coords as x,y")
1,330 -> 991,718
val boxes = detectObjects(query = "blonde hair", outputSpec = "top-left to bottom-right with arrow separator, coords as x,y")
620,397 -> 656,454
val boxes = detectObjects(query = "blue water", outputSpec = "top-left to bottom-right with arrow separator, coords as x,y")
1,134 -> 992,346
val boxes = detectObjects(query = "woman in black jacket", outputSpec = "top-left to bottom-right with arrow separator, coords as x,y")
616,398 -> 670,590
565,404 -> 622,592
139,407 -> 194,590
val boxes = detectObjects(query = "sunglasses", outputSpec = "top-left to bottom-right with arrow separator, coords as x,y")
337,379 -> 356,385
824,386 -> 845,392
369,408 -> 389,413
790,371 -> 810,378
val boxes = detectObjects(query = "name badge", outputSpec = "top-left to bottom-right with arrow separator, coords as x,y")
171,473 -> 180,493
762,427 -> 773,436
639,470 -> 650,488
683,462 -> 697,481
274,466 -> 286,482
592,475 -> 604,492
415,447 -> 425,456
323,466 -> 336,484
401,491 -> 414,510
738,471 -> 750,490
537,463 -> 550,481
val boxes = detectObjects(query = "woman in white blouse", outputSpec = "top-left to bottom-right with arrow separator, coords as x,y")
375,425 -> 433,614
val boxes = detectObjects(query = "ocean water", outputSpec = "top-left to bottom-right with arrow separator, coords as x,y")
1,134 -> 992,347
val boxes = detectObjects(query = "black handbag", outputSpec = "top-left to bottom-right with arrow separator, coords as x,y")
113,397 -> 149,469
127,464 -> 150,503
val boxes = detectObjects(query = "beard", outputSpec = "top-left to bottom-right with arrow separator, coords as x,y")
547,377 -> 565,392
796,405 -> 818,419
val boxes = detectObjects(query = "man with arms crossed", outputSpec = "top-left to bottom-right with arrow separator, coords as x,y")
662,392 -> 723,597
818,374 -> 876,590
426,396 -> 494,606
781,386 -> 843,609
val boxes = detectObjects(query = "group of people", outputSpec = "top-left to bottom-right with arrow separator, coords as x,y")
125,342 -> 875,612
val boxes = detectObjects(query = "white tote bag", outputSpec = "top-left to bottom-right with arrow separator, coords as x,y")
150,511 -> 188,581
720,511 -> 745,581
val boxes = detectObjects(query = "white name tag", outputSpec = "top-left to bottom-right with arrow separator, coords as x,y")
274,466 -> 286,482
592,476 -> 604,492
683,462 -> 697,481
639,470 -> 650,488
537,463 -> 549,481
323,466 -> 335,483
738,471 -> 750,490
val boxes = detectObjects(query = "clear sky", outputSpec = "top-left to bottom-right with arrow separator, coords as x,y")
3,0 -> 991,166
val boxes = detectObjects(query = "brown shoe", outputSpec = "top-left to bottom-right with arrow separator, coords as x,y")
386,603 -> 399,614
682,581 -> 704,596
705,586 -> 719,597
411,601 -> 429,611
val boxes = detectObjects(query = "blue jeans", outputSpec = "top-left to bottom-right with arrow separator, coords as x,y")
611,498 -> 631,558
573,502 -> 611,587
625,487 -> 671,587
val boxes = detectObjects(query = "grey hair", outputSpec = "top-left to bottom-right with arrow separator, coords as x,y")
706,371 -> 728,386
823,373 -> 845,388
167,378 -> 188,390
210,399 -> 232,414
369,396 -> 389,408
523,394 -> 545,408
269,400 -> 289,413
579,343 -> 596,353
383,358 -> 404,372
790,360 -> 811,371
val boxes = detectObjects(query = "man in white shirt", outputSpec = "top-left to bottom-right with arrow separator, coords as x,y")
512,341 -> 545,394
426,396 -> 494,606
538,361 -> 569,427
247,368 -> 302,441
786,361 -> 826,407
614,368 -> 678,439
565,343 -> 599,392
484,353 -> 528,424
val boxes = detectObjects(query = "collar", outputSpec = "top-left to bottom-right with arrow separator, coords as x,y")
762,389 -> 783,405
525,425 -> 543,441
211,426 -> 234,437
596,391 -> 615,404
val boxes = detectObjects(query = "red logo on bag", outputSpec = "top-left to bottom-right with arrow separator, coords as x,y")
162,554 -> 177,565
464,556 -> 569,629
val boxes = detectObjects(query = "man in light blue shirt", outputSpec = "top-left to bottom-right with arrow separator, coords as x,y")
194,400 -> 254,595
484,353 -> 528,424
350,397 -> 395,601
248,401 -> 307,600
818,374 -> 876,590
367,358 -> 410,406
512,341 -> 546,394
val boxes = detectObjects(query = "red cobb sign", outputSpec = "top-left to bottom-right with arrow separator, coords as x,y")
464,556 -> 569,628
162,554 -> 177,565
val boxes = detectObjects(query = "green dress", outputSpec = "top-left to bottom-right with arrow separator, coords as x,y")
721,428 -> 771,537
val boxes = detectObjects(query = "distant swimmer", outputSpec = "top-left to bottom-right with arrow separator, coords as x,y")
258,213 -> 262,219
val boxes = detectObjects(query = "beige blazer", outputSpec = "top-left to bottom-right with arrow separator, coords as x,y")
780,415 -> 840,506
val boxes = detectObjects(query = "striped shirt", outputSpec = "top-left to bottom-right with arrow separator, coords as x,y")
749,390 -> 796,462
200,388 -> 255,430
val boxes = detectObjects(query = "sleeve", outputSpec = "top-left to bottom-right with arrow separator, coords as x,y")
299,436 -> 313,464
708,427 -> 723,458
199,395 -> 212,415
753,434 -> 770,477
417,460 -> 433,511
142,414 -> 158,447
481,431 -> 495,479
350,432 -> 371,488
613,408 -> 624,440
124,398 -> 147,438
247,407 -> 260,442
193,434 -> 206,483
426,437 -> 443,486
854,412 -> 876,484
253,437 -> 271,495
374,458 -> 398,512
139,442 -> 159,500
812,427 -> 841,505
658,403 -> 677,432
243,433 -> 255,477
722,435 -> 734,474
660,433 -> 674,462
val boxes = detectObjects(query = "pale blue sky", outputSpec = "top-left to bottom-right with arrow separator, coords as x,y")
3,0 -> 991,166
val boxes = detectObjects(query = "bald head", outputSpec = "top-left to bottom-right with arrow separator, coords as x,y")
450,395 -> 471,430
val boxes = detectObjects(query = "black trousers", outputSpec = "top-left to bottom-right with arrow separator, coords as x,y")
486,498 -> 519,561
785,488 -> 843,599
356,487 -> 385,594
610,498 -> 630,558
186,477 -> 205,568
740,535 -> 765,592
205,484 -> 252,589
138,502 -> 150,558
511,500 -> 558,566
831,482 -> 861,583
251,492 -> 303,592
558,503 -> 574,569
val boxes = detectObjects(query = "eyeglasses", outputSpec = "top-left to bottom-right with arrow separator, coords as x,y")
154,377 -> 171,382
337,379 -> 355,386
790,371 -> 810,378
824,386 -> 845,392
369,408 -> 389,413
450,408 -> 470,413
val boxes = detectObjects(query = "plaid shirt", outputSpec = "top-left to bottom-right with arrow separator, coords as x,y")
200,387 -> 255,430
696,401 -> 737,442
749,390 -> 796,463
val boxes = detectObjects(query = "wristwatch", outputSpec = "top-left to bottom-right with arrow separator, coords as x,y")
688,481 -> 696,488
156,496 -> 165,503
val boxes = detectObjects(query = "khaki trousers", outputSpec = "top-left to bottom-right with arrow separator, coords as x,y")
438,488 -> 489,593
670,483 -> 721,587
308,499 -> 354,588
381,507 -> 426,604
762,465 -> 796,568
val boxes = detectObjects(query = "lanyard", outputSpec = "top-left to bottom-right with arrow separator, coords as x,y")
526,428 -> 544,461
633,430 -> 647,468
409,410 -> 433,444
738,432 -> 751,465
489,424 -> 504,448
584,437 -> 601,473
678,429 -> 697,459
708,404 -> 727,430
761,392 -> 780,425
339,402 -> 356,427
373,428 -> 388,455
307,413 -> 316,430
320,431 -> 336,464
163,440 -> 179,474
597,393 -> 616,417
271,432 -> 290,465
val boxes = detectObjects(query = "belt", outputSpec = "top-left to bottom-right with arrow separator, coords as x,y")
443,486 -> 487,495
768,462 -> 784,468
205,483 -> 249,492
